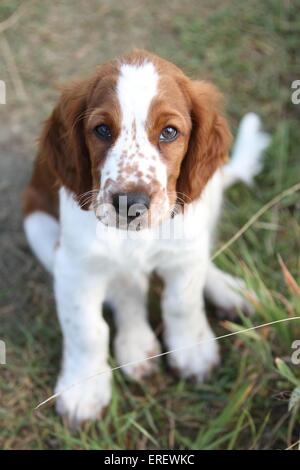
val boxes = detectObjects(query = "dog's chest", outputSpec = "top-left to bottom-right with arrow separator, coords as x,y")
59,189 -> 172,270
58,181 -> 218,272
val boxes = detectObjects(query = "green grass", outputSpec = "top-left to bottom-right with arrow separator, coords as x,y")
0,0 -> 300,450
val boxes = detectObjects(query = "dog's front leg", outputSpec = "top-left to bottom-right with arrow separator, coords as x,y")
106,272 -> 161,381
53,248 -> 111,428
159,255 -> 219,382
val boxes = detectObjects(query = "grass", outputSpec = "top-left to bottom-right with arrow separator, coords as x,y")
0,0 -> 300,450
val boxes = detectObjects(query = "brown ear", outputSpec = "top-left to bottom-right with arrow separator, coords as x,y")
39,80 -> 92,205
177,81 -> 232,203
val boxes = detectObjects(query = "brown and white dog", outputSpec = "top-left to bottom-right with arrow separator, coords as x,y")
23,50 -> 269,427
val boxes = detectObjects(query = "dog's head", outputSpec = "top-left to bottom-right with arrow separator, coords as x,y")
40,50 -> 231,229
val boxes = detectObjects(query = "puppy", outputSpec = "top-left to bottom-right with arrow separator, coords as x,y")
23,50 -> 269,427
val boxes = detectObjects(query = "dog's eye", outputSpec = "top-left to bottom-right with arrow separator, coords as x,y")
94,124 -> 112,141
159,126 -> 178,142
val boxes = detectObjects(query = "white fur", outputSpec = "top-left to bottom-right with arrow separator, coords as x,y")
24,111 -> 270,426
205,263 -> 254,316
102,62 -> 162,185
53,242 -> 112,427
107,273 -> 161,379
223,112 -> 271,188
23,211 -> 59,273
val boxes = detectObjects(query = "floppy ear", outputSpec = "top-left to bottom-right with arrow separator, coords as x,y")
177,81 -> 232,203
39,80 -> 92,206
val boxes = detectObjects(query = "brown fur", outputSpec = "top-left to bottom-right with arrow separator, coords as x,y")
23,61 -> 120,217
148,72 -> 232,205
22,155 -> 59,218
177,80 -> 232,203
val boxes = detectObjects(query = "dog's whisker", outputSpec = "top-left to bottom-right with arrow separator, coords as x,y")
78,190 -> 98,202
167,191 -> 192,204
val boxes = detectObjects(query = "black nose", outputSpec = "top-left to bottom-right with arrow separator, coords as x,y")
112,192 -> 150,221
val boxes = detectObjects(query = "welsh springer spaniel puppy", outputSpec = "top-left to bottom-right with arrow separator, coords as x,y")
23,50 -> 269,427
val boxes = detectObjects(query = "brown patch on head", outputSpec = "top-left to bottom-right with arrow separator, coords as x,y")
176,80 -> 231,203
142,53 -> 232,206
23,58 -> 121,216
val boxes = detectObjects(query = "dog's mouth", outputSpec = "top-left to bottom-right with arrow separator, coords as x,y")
94,186 -> 173,231
95,204 -> 160,231
96,210 -> 149,231
94,199 -> 175,231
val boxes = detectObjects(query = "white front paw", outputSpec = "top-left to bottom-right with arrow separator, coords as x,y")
215,280 -> 256,319
166,329 -> 220,382
114,327 -> 161,381
55,366 -> 112,429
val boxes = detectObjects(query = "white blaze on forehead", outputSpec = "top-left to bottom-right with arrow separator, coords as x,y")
117,61 -> 158,125
101,60 -> 168,197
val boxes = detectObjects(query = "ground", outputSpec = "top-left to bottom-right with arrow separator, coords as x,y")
0,0 -> 300,450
